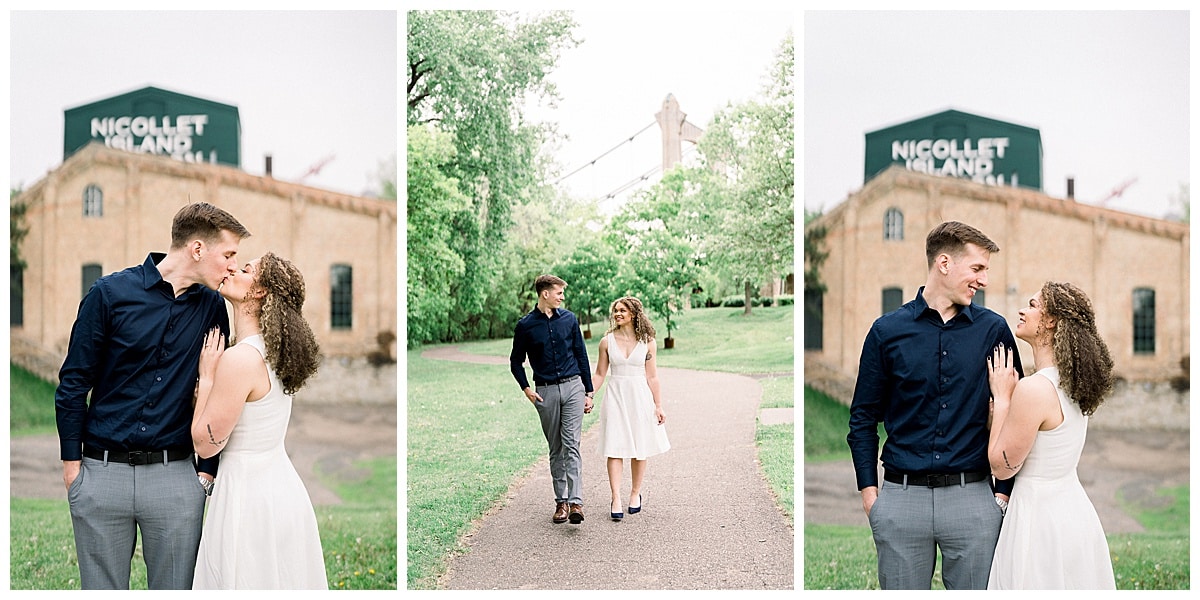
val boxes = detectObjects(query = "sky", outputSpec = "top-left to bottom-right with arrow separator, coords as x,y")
804,10 -> 1191,221
525,9 -> 794,213
6,10 -> 397,198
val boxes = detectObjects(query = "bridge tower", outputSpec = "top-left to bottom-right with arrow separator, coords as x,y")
654,93 -> 704,171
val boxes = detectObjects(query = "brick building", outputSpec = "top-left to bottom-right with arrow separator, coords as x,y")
805,109 -> 1189,429
11,143 -> 397,403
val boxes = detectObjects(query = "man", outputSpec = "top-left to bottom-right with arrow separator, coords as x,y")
510,274 -> 595,524
56,202 -> 251,589
847,221 -> 1023,590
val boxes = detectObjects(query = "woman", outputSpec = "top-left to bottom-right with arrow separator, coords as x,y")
191,252 -> 327,589
592,296 -> 670,521
986,281 -> 1116,589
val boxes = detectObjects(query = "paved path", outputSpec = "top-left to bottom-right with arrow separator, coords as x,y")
421,346 -> 795,590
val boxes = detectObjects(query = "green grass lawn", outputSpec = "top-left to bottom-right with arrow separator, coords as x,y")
8,363 -> 397,590
409,305 -> 794,589
802,384 -> 1190,590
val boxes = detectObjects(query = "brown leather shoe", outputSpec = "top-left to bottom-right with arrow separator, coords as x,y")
568,503 -> 584,524
552,502 -> 569,524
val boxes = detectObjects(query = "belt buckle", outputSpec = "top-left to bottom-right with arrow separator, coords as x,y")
928,473 -> 949,487
126,451 -> 145,466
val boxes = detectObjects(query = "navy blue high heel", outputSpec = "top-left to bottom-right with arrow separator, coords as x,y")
611,501 -> 623,521
628,494 -> 643,514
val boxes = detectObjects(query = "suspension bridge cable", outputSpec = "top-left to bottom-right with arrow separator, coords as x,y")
551,121 -> 657,185
600,146 -> 700,200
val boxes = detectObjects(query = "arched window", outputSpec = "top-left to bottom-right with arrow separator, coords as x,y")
331,264 -> 354,330
883,208 -> 904,240
83,185 -> 103,217
1133,288 -> 1156,354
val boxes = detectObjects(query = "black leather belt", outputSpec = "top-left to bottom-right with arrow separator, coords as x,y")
884,471 -> 989,488
83,446 -> 193,466
534,375 -> 580,387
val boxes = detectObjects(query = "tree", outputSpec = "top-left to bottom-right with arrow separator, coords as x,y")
407,10 -> 579,342
11,188 -> 29,270
554,239 -> 621,338
406,125 -> 470,347
614,227 -> 701,346
690,31 -> 794,315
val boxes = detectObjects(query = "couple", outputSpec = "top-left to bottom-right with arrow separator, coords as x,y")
55,202 -> 327,589
509,275 -> 670,525
849,221 -> 1116,590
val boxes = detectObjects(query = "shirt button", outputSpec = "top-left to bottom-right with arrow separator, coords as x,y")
156,377 -> 162,382
935,454 -> 941,460
942,351 -> 947,356
140,426 -> 147,432
941,404 -> 948,409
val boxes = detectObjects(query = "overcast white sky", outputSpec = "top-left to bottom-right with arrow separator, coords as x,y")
524,9 -> 793,213
805,10 -> 1191,221
7,10 -> 397,198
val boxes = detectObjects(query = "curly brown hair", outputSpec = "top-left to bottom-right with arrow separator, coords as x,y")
1040,281 -> 1114,415
606,296 -> 656,343
253,252 -> 321,395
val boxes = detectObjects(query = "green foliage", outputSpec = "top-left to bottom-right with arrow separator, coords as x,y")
554,238 -> 621,334
690,32 -> 794,312
12,188 -> 30,269
407,125 -> 471,347
406,10 -> 579,347
10,363 -> 59,436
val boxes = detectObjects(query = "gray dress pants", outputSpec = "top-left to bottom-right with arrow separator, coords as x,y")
868,477 -> 1004,589
533,376 -> 586,505
68,454 -> 206,589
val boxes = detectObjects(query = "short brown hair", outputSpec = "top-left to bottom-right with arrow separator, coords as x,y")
170,202 -> 251,249
534,274 -> 567,295
925,221 -> 999,268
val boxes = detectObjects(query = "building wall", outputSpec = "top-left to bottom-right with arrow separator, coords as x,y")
807,166 -> 1189,392
12,144 -> 397,399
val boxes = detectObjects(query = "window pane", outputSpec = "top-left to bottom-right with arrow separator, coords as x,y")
882,287 -> 904,315
331,264 -> 353,329
884,208 -> 904,241
10,265 -> 23,326
83,185 -> 103,217
804,290 -> 823,350
1133,288 -> 1155,354
82,264 -> 103,299
972,289 -> 986,308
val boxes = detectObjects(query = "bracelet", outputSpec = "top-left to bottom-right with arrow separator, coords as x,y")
198,476 -> 215,496
995,496 -> 1008,515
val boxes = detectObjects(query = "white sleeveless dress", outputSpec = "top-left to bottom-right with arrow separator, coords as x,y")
988,368 -> 1115,589
596,333 -> 670,459
193,335 -> 328,589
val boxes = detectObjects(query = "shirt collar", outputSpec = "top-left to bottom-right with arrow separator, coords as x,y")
911,286 -> 976,323
143,252 -> 204,297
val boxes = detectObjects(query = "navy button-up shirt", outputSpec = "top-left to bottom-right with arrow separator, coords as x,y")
848,287 -> 1022,494
510,307 -> 593,393
55,253 -> 229,475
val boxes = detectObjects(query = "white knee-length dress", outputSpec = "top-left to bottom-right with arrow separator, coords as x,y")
596,333 -> 670,459
193,335 -> 328,589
